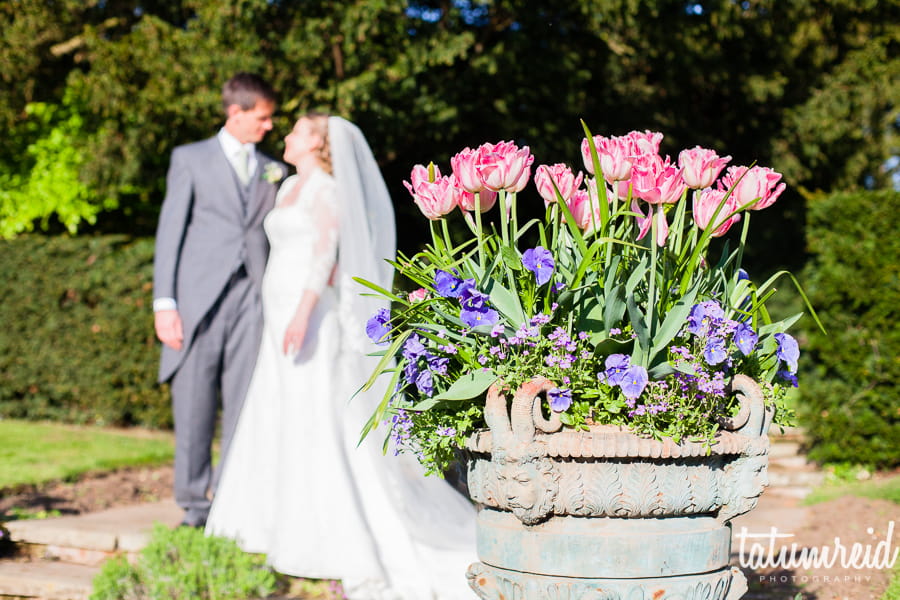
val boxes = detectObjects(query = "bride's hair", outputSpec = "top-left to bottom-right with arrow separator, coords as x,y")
304,111 -> 333,175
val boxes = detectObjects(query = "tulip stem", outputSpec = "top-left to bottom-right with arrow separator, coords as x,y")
735,211 -> 751,273
647,209 -> 659,366
475,193 -> 484,268
510,192 -> 519,244
498,191 -> 509,246
441,218 -> 454,260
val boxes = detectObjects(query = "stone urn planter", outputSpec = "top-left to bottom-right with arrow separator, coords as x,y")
464,374 -> 773,600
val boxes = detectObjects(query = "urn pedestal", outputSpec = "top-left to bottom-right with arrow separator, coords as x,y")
464,375 -> 773,600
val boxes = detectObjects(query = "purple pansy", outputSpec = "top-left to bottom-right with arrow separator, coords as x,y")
415,369 -> 434,396
459,288 -> 499,328
604,354 -> 631,385
733,322 -> 758,356
522,246 -> 555,285
777,369 -> 799,387
427,355 -> 450,375
774,333 -> 799,373
620,365 -> 649,400
548,387 -> 573,412
402,334 -> 427,361
365,308 -> 391,345
403,361 -> 420,385
434,270 -> 475,298
703,337 -> 727,365
686,300 -> 725,335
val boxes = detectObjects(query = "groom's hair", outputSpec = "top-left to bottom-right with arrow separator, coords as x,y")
222,73 -> 277,113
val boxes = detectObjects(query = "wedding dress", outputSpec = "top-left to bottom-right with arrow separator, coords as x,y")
206,118 -> 477,600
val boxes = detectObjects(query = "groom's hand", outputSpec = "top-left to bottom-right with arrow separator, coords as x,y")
155,310 -> 184,351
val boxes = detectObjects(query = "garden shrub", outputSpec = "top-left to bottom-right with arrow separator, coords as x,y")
798,189 -> 900,469
90,523 -> 278,600
0,234 -> 170,427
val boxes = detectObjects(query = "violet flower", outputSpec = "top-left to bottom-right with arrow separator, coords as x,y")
604,354 -> 631,385
415,370 -> 434,396
522,246 -> 555,285
548,387 -> 573,412
703,337 -> 727,365
365,308 -> 392,345
687,300 -> 725,335
434,270 -> 475,298
733,322 -> 758,356
459,288 -> 499,327
775,333 -> 800,373
620,365 -> 649,400
402,335 -> 427,361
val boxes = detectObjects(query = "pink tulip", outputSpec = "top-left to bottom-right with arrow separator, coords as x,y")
409,163 -> 441,188
719,165 -> 786,211
626,130 -> 664,156
630,154 -> 665,203
456,177 -> 498,213
408,288 -> 429,303
534,163 -> 584,205
476,141 -> 535,192
403,171 -> 458,220
630,154 -> 685,205
632,200 -> 669,247
678,146 -> 731,189
614,179 -> 632,201
566,189 -> 605,233
450,147 -> 485,193
693,188 -> 742,237
581,135 -> 633,182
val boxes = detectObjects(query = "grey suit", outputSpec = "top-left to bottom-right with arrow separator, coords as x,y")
153,135 -> 283,523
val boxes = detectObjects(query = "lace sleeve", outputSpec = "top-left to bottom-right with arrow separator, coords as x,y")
305,178 -> 339,294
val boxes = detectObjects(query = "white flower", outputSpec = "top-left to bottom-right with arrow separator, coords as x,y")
262,162 -> 285,183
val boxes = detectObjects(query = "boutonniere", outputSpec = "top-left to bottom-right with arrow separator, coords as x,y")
262,162 -> 285,184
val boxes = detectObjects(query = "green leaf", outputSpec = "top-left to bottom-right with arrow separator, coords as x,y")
359,330 -> 410,393
500,245 -> 523,271
484,277 -> 527,327
650,284 -> 699,357
351,276 -> 404,303
358,366 -> 402,444
603,284 -> 626,332
626,293 -> 649,363
411,370 -> 498,410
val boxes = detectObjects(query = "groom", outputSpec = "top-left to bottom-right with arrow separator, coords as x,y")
153,73 -> 285,528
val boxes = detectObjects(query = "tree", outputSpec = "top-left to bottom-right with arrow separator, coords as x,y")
0,0 -> 896,269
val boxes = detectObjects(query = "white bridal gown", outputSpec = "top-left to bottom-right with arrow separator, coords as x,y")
206,168 -> 477,600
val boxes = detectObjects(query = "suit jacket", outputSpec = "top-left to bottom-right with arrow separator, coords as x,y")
153,136 -> 285,383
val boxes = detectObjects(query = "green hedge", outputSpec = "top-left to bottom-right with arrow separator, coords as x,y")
798,190 -> 900,469
0,235 -> 170,427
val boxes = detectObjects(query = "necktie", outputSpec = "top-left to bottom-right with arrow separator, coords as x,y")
235,147 -> 250,185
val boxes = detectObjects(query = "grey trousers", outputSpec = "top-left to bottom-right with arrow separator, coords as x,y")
170,270 -> 261,523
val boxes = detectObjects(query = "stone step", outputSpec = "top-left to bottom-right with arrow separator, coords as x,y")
6,500 -> 181,566
766,440 -> 803,459
0,560 -> 99,600
768,426 -> 806,443
768,453 -> 816,470
768,468 -> 825,489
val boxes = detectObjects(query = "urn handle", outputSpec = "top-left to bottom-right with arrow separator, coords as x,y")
720,374 -> 773,437
484,377 -> 562,442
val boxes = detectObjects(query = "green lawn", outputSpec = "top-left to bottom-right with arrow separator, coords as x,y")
0,419 -> 174,489
804,472 -> 900,506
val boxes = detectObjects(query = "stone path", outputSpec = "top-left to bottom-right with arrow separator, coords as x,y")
0,429 -> 823,600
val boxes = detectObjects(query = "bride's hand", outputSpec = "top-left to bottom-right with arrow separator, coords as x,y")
283,314 -> 309,356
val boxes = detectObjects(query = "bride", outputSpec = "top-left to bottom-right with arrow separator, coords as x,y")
205,113 -> 477,599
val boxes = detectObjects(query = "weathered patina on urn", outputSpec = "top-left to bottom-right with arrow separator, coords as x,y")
464,374 -> 773,600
